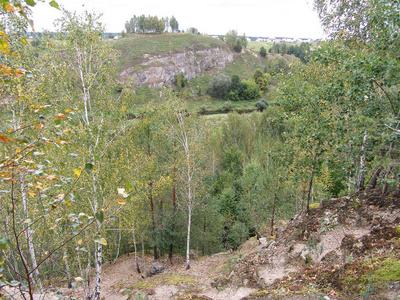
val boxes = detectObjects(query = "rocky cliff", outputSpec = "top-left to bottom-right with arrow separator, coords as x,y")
119,48 -> 234,88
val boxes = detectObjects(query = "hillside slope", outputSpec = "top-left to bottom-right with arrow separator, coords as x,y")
32,189 -> 399,300
113,33 -> 234,88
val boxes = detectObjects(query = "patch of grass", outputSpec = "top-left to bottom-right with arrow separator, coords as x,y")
360,258 -> 400,285
112,33 -> 227,71
309,203 -> 320,210
161,274 -> 196,286
247,41 -> 274,53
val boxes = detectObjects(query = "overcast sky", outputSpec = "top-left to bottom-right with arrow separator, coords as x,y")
31,0 -> 325,38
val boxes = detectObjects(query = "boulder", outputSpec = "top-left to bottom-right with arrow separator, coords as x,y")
149,262 -> 165,277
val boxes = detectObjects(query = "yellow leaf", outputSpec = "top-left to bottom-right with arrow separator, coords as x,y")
57,113 -> 67,119
27,191 -> 35,197
77,239 -> 83,245
5,3 -> 22,12
74,169 -> 81,177
65,109 -> 72,114
0,31 -> 9,38
118,199 -> 126,205
14,69 -> 24,75
0,133 -> 9,143
46,174 -> 57,181
63,129 -> 71,134
36,124 -> 44,131
65,202 -> 71,207
56,138 -> 67,144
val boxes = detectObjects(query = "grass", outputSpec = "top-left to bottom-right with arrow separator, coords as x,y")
247,41 -> 274,52
112,33 -> 228,71
113,33 -> 284,116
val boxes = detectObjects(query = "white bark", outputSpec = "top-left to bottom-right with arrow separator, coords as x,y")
186,206 -> 192,270
358,130 -> 368,190
63,248 -> 72,288
20,174 -> 43,293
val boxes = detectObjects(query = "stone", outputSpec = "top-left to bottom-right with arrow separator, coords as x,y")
120,48 -> 234,88
259,237 -> 268,245
388,281 -> 400,291
149,262 -> 165,277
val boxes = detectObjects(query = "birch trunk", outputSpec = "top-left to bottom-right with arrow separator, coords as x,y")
358,130 -> 368,190
186,206 -> 192,270
63,248 -> 72,288
20,174 -> 43,294
133,224 -> 141,273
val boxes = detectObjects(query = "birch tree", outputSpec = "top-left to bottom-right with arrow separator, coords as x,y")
161,95 -> 209,269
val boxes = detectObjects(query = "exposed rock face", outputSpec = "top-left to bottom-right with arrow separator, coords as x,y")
119,48 -> 234,88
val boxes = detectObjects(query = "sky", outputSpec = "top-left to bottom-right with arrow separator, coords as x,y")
31,0 -> 325,39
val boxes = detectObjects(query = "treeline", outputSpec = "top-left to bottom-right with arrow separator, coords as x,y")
2,0 -> 400,298
124,14 -> 179,34
269,42 -> 310,62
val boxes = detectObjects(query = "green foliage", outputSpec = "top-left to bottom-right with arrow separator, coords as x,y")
208,73 -> 231,98
255,99 -> 268,112
240,78 -> 261,100
187,27 -> 199,35
174,72 -> 188,89
252,69 -> 271,92
265,56 -> 289,75
125,14 -> 170,34
259,46 -> 267,57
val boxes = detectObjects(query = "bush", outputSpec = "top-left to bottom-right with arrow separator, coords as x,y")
174,72 -> 188,89
241,78 -> 261,100
259,46 -> 267,57
208,73 -> 231,98
265,56 -> 289,75
255,99 -> 268,112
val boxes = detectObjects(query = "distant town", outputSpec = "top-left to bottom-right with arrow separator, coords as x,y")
26,31 -> 321,43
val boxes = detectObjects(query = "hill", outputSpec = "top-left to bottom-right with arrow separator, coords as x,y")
112,33 -> 234,88
27,189 -> 398,299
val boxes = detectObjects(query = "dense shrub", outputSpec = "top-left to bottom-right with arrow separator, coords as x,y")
208,73 -> 231,98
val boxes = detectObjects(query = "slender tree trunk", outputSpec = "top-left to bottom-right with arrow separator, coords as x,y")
382,166 -> 392,196
186,206 -> 192,270
368,167 -> 381,189
92,172 -> 102,300
358,130 -> 368,190
133,225 -> 141,273
306,158 -> 316,213
141,238 -> 146,278
63,248 -> 72,288
113,229 -> 122,264
270,193 -> 277,236
382,142 -> 394,195
93,239 -> 102,300
21,174 -> 43,294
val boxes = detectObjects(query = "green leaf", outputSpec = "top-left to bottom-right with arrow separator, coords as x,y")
85,163 -> 93,173
0,1 -> 10,11
49,0 -> 60,10
95,211 -> 104,223
25,0 -> 36,6
94,236 -> 107,245
0,238 -> 10,250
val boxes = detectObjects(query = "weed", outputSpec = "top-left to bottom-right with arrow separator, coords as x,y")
134,291 -> 148,300
305,237 -> 324,260
360,278 -> 374,299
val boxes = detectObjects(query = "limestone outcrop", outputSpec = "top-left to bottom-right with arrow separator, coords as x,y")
119,48 -> 234,88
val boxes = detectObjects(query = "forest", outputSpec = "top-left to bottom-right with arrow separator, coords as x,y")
0,0 -> 399,299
